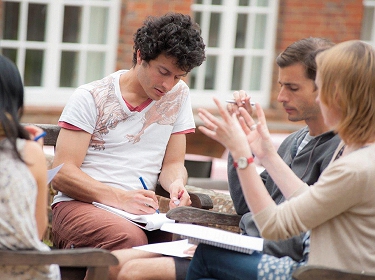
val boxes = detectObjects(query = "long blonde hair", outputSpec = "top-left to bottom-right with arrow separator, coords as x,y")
316,40 -> 375,146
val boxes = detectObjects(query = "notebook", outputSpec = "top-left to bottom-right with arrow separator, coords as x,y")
161,223 -> 263,254
93,202 -> 174,231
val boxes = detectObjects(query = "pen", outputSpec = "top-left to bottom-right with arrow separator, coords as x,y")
139,177 -> 160,214
226,99 -> 255,106
34,131 -> 47,142
174,189 -> 184,205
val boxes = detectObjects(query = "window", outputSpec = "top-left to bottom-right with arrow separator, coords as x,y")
1,0 -> 121,106
362,0 -> 375,47
190,0 -> 279,108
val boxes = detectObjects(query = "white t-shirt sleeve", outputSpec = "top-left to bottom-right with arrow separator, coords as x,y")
171,81 -> 195,134
59,87 -> 97,134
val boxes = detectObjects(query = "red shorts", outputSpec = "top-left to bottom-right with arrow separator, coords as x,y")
52,200 -> 172,250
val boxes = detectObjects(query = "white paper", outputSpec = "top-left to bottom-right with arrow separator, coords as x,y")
47,163 -> 64,184
92,202 -> 175,231
133,239 -> 194,258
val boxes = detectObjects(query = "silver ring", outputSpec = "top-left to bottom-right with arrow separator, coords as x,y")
250,124 -> 257,131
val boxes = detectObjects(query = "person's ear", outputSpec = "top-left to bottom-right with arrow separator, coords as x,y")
136,50 -> 142,65
333,84 -> 340,102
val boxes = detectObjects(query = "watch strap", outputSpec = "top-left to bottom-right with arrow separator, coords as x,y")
233,157 -> 254,168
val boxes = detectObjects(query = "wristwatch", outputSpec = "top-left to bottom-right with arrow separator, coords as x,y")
233,157 -> 254,169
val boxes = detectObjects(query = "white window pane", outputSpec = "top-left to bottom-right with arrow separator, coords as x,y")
63,6 -> 82,43
239,0 -> 250,6
235,14 -> 248,48
208,13 -> 221,47
231,56 -> 243,90
88,7 -> 109,44
60,51 -> 79,87
361,7 -> 374,41
190,67 -> 198,89
194,11 -> 202,27
256,0 -> 269,7
3,2 -> 20,40
27,4 -> 47,42
249,56 -> 263,91
24,49 -> 44,86
86,52 -> 105,83
253,14 -> 266,49
205,55 -> 217,89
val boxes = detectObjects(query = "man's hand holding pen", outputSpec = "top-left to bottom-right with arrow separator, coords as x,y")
139,177 -> 160,214
169,181 -> 191,209
112,178 -> 159,215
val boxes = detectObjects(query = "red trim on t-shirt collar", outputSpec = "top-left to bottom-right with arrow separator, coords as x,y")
124,98 -> 153,112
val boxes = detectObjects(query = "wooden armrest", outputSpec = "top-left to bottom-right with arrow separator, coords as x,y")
34,124 -> 61,146
155,184 -> 213,210
292,265 -> 375,280
0,248 -> 119,280
0,247 -> 118,266
166,206 -> 241,226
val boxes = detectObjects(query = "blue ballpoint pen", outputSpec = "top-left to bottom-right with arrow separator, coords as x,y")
34,131 -> 47,142
139,177 -> 160,214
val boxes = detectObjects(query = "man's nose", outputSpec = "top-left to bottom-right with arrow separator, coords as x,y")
162,76 -> 177,92
277,87 -> 289,103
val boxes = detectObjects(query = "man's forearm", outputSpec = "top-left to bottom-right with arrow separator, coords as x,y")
158,163 -> 187,193
52,163 -> 118,204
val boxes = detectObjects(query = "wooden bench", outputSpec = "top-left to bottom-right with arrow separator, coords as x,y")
292,265 -> 375,280
0,248 -> 118,280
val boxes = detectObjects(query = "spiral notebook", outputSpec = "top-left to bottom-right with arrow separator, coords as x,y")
161,223 -> 263,254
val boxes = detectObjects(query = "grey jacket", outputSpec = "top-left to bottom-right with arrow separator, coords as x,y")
228,127 -> 341,261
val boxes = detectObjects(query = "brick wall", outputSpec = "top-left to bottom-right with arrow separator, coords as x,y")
269,0 -> 363,109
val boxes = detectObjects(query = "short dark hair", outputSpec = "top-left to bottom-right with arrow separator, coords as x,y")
132,13 -> 206,72
276,37 -> 334,81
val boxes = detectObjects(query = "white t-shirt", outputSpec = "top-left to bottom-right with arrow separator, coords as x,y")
53,70 -> 195,204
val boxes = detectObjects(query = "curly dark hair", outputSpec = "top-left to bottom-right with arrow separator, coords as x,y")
132,13 -> 206,72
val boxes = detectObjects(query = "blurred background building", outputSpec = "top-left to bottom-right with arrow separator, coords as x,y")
0,0 -> 373,157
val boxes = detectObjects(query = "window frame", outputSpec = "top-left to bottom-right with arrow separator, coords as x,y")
0,0 -> 121,106
189,0 -> 279,109
362,0 -> 375,47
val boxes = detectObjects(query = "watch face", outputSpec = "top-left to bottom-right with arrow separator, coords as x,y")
237,157 -> 248,169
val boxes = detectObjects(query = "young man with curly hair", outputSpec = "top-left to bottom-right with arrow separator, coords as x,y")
50,13 -> 205,251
